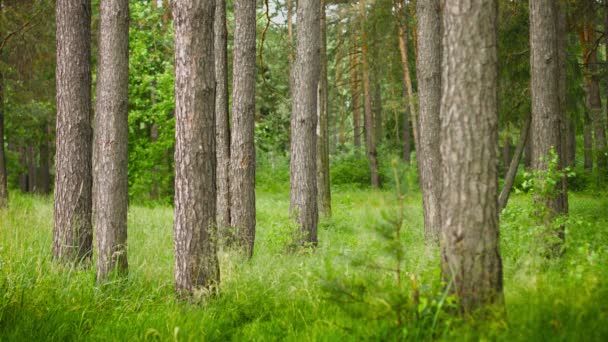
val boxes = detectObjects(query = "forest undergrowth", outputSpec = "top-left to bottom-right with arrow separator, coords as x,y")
0,185 -> 607,341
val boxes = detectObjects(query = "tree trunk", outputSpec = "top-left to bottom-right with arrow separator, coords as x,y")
93,0 -> 129,281
27,145 -> 37,193
360,0 -> 380,188
557,4 -> 569,215
530,0 -> 566,248
173,0 -> 220,295
0,67 -> 7,208
584,112 -> 593,170
53,0 -> 93,265
38,123 -> 51,194
349,37 -> 361,149
502,138 -> 511,176
372,76 -> 383,143
440,0 -> 503,313
402,104 -> 411,163
290,0 -> 320,245
317,1 -> 331,218
215,0 -> 231,237
565,119 -> 576,167
18,147 -> 27,192
499,114 -> 531,211
230,0 -> 256,257
416,0 -> 442,242
396,0 -> 418,147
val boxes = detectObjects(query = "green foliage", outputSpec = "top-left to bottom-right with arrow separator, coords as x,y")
329,150 -> 371,188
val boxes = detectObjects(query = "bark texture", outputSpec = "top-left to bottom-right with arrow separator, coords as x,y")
290,0 -> 320,245
440,0 -> 503,313
416,0 -> 441,242
530,0 -> 567,250
349,37 -> 361,149
317,1 -> 331,218
230,0 -> 256,257
173,0 -> 220,295
53,0 -> 93,264
215,0 -> 231,235
0,68 -> 7,208
93,0 -> 129,280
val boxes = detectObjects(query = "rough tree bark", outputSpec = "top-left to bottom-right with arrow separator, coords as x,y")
396,0 -> 418,148
38,122 -> 51,194
53,0 -> 93,264
290,0 -> 320,245
317,0 -> 331,217
0,67 -> 7,208
440,0 -> 503,313
173,0 -> 220,295
530,0 -> 567,245
215,0 -> 231,236
230,0 -> 256,257
416,0 -> 441,242
93,0 -> 129,281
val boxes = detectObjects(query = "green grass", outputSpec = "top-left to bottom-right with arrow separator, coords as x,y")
1,189 -> 607,341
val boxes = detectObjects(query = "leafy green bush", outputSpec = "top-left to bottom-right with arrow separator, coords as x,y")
330,150 -> 371,188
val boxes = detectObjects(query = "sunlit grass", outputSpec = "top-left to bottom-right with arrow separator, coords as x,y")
0,189 -> 607,340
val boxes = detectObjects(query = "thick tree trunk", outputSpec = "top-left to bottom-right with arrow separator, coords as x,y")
173,0 -> 220,295
215,0 -> 231,236
530,0 -> 566,247
93,0 -> 129,281
360,0 -> 380,188
499,114 -> 531,211
317,1 -> 331,217
349,38 -> 361,149
53,0 -> 93,264
416,0 -> 442,242
0,68 -> 7,208
290,0 -> 320,245
230,0 -> 256,257
440,0 -> 503,313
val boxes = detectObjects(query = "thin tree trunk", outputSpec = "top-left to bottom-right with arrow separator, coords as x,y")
396,0 -> 418,147
566,119 -> 576,167
18,147 -> 27,192
0,67 -> 7,208
349,37 -> 361,149
215,0 -> 231,236
499,114 -> 531,211
402,88 -> 411,163
38,122 -> 51,194
502,138 -> 511,176
416,0 -> 441,242
53,0 -> 93,265
317,1 -> 331,217
230,0 -> 256,257
557,3 -> 569,215
173,0 -> 220,295
360,0 -> 380,188
441,0 -> 503,313
290,0 -> 320,245
584,112 -> 594,170
530,0 -> 566,249
372,76 -> 383,143
93,0 -> 129,281
27,145 -> 37,193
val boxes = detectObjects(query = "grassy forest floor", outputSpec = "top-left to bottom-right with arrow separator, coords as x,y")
1,188 -> 607,341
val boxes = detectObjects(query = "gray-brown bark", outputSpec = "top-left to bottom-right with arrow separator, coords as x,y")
173,0 -> 220,295
584,112 -> 593,170
93,0 -> 129,281
230,0 -> 256,257
557,4 -> 569,215
215,0 -> 231,236
396,0 -> 418,149
440,0 -> 503,313
499,114 -> 531,212
38,123 -> 51,194
416,0 -> 441,242
349,37 -> 361,149
359,0 -> 380,188
290,0 -> 320,245
0,67 -> 7,208
530,0 -> 566,242
317,1 -> 331,217
53,0 -> 93,264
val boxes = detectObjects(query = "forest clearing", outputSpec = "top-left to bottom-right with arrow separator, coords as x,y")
1,0 -> 608,340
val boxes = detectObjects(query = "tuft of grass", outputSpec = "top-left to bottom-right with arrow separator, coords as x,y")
0,189 -> 607,341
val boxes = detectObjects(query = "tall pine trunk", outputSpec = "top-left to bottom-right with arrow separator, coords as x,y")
530,0 -> 567,250
416,0 -> 442,242
440,0 -> 503,313
173,0 -> 220,295
290,0 -> 320,245
215,0 -> 231,236
230,0 -> 257,257
317,1 -> 331,217
0,67 -> 7,208
93,0 -> 130,280
53,0 -> 94,264
349,37 -> 361,149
